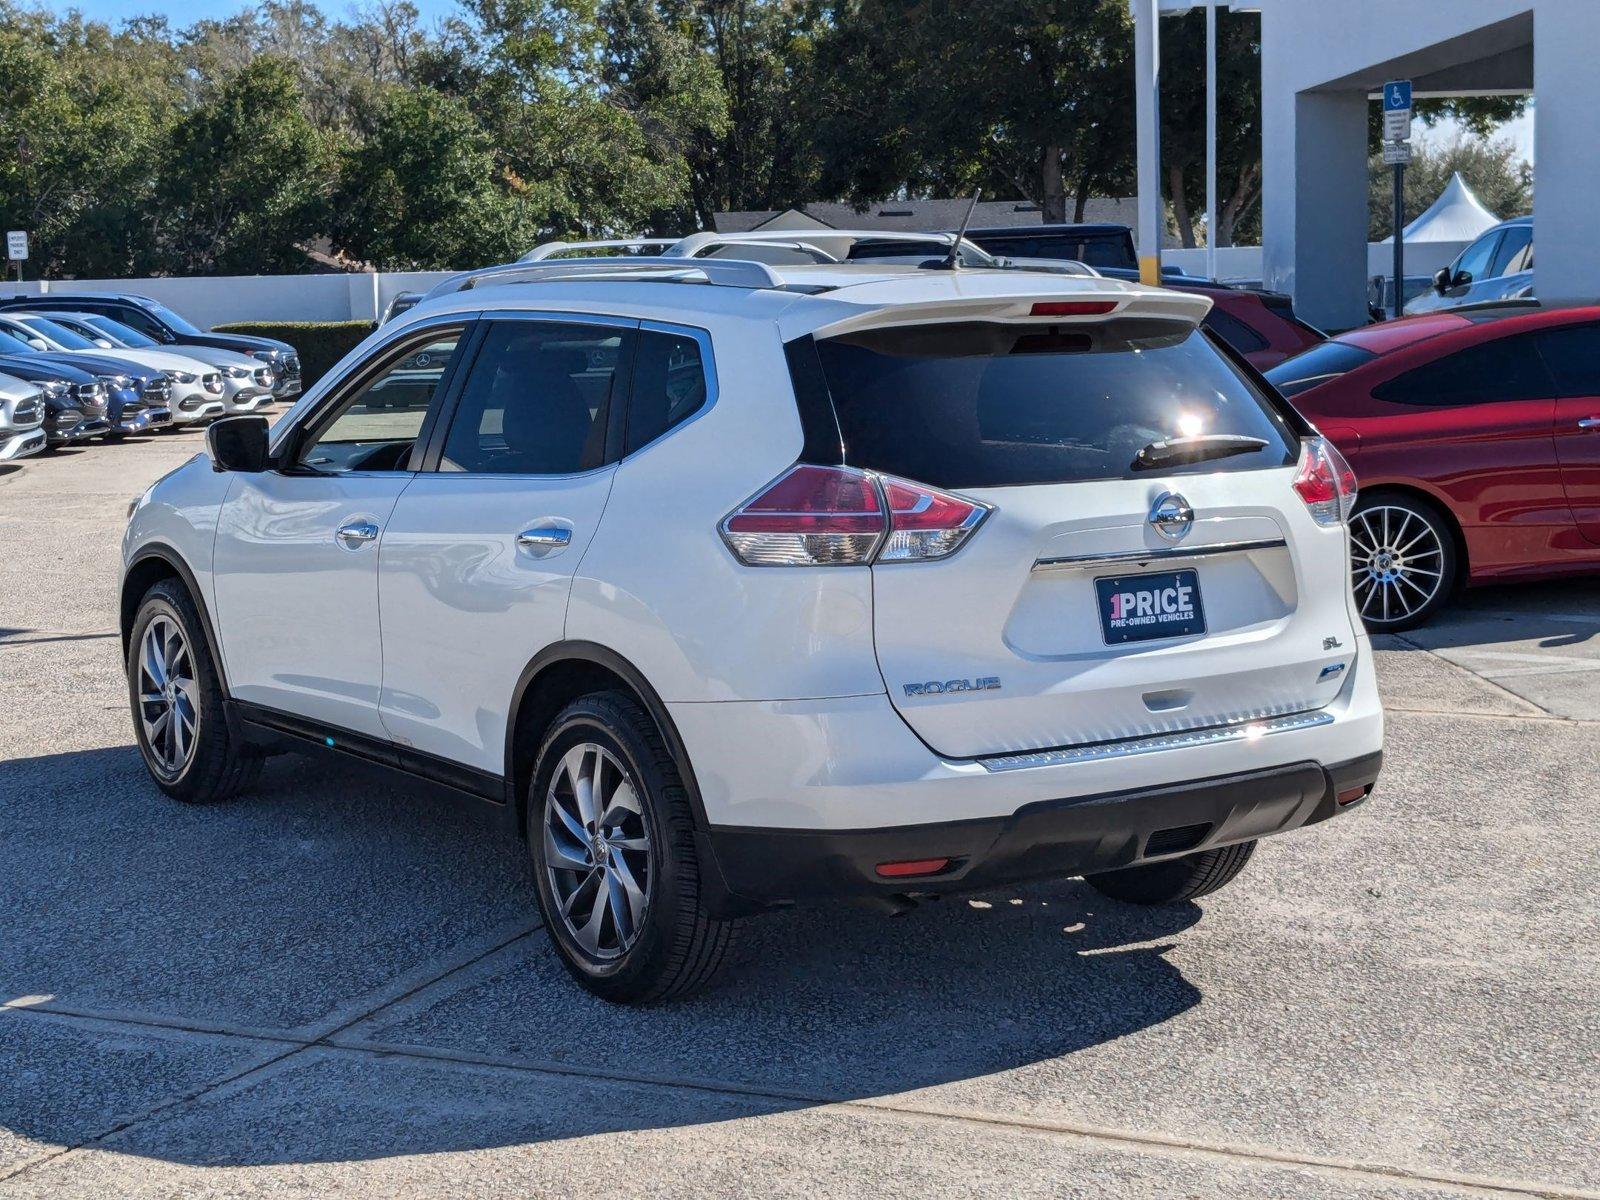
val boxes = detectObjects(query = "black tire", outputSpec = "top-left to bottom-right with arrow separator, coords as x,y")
1348,490 -> 1458,633
1085,840 -> 1257,905
526,692 -> 734,1004
126,578 -> 262,804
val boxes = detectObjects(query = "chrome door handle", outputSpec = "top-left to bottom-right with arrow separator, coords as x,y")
1578,417 -> 1600,430
517,526 -> 572,550
336,520 -> 380,545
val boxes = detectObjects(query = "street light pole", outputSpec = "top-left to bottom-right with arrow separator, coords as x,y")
1134,0 -> 1163,285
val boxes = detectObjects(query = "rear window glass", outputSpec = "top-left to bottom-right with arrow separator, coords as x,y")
808,320 -> 1299,490
970,233 -> 1137,270
1202,307 -> 1270,354
1264,342 -> 1378,398
1372,331 -> 1553,406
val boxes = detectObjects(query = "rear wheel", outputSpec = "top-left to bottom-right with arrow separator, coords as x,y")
1085,840 -> 1257,905
527,692 -> 734,1004
1348,492 -> 1457,632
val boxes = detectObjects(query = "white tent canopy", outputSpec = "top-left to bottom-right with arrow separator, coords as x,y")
1384,172 -> 1501,243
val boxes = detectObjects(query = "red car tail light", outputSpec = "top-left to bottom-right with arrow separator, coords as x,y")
875,857 -> 951,878
720,465 -> 887,566
721,466 -> 990,566
877,476 -> 990,562
1293,437 -> 1358,526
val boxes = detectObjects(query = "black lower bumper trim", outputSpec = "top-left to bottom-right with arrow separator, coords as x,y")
705,752 -> 1382,908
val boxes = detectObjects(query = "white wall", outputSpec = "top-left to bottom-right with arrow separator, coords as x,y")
11,271 -> 455,328
1159,241 -> 1465,287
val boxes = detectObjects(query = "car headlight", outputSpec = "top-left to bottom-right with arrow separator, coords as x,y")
165,370 -> 197,384
42,381 -> 68,399
224,364 -> 251,378
248,349 -> 280,363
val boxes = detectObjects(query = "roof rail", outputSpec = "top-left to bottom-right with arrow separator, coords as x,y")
519,238 -> 679,263
421,256 -> 786,302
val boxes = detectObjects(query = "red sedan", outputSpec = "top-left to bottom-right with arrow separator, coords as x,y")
1265,304 -> 1600,631
1186,286 -> 1326,371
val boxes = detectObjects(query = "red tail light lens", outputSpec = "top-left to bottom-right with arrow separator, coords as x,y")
721,466 -> 990,566
1293,437 -> 1358,526
878,477 -> 990,561
721,465 -> 886,566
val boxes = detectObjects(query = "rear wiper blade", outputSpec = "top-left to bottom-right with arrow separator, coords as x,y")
1130,434 -> 1269,472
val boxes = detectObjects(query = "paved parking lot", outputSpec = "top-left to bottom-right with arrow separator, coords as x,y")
1,431 -> 1597,1198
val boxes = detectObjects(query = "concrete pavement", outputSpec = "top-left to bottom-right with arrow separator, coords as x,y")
1,431 -> 1596,1198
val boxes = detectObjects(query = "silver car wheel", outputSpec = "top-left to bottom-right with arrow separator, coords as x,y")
543,742 -> 653,961
137,615 -> 199,776
1349,504 -> 1446,625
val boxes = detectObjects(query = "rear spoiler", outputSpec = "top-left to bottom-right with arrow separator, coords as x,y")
807,287 -> 1212,340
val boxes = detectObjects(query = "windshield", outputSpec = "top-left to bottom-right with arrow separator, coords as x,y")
143,301 -> 201,335
1264,342 -> 1378,398
88,316 -> 158,348
18,317 -> 97,351
808,320 -> 1298,489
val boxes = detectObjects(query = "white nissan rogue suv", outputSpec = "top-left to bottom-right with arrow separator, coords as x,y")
121,257 -> 1383,1002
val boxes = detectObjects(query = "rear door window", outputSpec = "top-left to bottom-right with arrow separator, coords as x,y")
1534,323 -> 1600,396
807,320 -> 1298,490
1490,225 -> 1533,277
1373,331 -> 1554,406
1263,342 -> 1377,398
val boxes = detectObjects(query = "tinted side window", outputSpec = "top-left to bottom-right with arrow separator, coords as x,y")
1373,333 -> 1553,406
1490,225 -> 1532,277
299,330 -> 464,473
440,320 -> 630,475
109,304 -> 169,341
625,329 -> 709,453
1201,307 -> 1269,354
1534,324 -> 1600,396
1452,233 -> 1500,285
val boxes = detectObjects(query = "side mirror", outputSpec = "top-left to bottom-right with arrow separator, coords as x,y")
206,415 -> 271,473
1432,267 -> 1452,293
26,337 -> 48,351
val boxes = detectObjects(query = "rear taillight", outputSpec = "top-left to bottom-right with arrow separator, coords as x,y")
720,464 -> 990,567
1293,437 -> 1358,526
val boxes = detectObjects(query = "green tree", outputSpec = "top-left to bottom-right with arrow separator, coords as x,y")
1366,135 -> 1530,242
153,57 -> 335,274
334,84 -> 530,267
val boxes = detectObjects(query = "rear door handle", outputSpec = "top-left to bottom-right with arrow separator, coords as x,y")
336,520 -> 380,545
517,526 -> 573,550
1578,417 -> 1600,430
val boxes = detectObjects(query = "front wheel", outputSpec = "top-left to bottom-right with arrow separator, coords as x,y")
127,579 -> 262,803
1348,493 -> 1457,632
527,693 -> 734,1004
1085,841 -> 1257,905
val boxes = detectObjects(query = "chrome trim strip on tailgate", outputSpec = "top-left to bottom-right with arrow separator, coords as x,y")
1032,537 -> 1287,573
978,710 -> 1334,773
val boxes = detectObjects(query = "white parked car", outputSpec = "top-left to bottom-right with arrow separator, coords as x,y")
0,313 -> 227,425
0,371 -> 47,461
121,255 -> 1383,1002
45,312 -> 278,415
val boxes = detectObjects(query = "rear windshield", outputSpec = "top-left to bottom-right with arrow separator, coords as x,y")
807,320 -> 1299,490
1264,341 -> 1377,398
969,232 -> 1137,270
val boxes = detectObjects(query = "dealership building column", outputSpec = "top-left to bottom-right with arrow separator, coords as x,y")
1533,3 -> 1600,307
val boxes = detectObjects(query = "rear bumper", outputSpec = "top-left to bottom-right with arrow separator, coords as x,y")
703,752 -> 1381,906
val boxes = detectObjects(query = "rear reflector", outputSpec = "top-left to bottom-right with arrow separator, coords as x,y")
721,465 -> 989,566
1293,437 -> 1358,526
1030,300 -> 1119,317
875,857 -> 951,878
1337,785 -> 1370,806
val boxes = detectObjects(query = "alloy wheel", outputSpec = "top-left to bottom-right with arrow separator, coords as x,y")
1349,504 -> 1446,626
543,743 -> 653,960
137,615 -> 199,776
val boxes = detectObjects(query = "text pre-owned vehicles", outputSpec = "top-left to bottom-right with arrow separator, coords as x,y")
0,371 -> 48,461
46,312 -> 276,415
1265,303 -> 1600,631
0,314 -> 223,427
0,293 -> 301,399
1404,216 -> 1533,315
122,256 -> 1382,1002
0,331 -> 119,444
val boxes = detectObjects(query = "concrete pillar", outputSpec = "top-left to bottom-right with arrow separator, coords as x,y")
1134,0 -> 1163,285
1263,82 -> 1370,330
1533,2 -> 1600,307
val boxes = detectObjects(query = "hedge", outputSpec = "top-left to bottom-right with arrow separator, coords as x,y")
212,320 -> 376,389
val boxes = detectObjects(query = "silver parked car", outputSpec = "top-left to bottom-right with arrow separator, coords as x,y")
1404,216 -> 1533,315
0,372 -> 48,461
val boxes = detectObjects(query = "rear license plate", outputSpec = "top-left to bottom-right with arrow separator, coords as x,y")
1095,569 -> 1206,644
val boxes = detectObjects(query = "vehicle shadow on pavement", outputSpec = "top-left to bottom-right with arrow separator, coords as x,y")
0,743 -> 1205,1168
